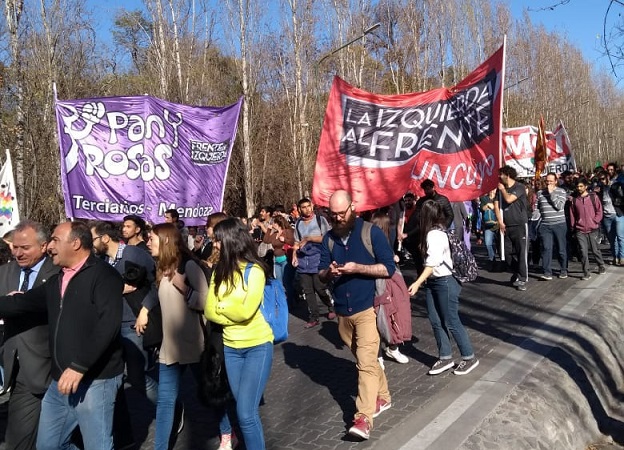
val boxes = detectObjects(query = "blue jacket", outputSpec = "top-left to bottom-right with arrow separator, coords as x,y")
319,218 -> 396,316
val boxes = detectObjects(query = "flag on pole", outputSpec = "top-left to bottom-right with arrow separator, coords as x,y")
534,116 -> 547,180
0,149 -> 20,237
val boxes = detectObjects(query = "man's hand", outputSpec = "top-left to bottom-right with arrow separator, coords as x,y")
497,182 -> 505,191
499,222 -> 506,234
334,261 -> 359,275
57,368 -> 84,395
193,235 -> 205,250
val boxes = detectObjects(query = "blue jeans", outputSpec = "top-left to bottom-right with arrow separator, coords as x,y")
224,342 -> 273,450
539,222 -> 568,275
483,228 -> 497,261
425,276 -> 474,360
604,215 -> 624,259
121,321 -> 158,404
273,257 -> 287,284
155,363 -> 232,450
37,375 -> 122,450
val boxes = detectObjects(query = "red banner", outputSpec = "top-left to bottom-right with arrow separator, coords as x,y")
312,44 -> 505,210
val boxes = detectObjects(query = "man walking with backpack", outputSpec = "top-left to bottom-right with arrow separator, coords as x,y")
292,198 -> 335,328
569,178 -> 606,279
319,190 -> 396,441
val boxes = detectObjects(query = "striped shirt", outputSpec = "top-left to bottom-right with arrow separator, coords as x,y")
536,187 -> 567,224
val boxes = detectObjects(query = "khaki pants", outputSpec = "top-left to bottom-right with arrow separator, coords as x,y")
338,307 -> 391,427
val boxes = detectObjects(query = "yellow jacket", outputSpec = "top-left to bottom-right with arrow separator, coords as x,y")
205,262 -> 273,348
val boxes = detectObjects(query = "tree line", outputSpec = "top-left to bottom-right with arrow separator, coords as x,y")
1,0 -> 623,224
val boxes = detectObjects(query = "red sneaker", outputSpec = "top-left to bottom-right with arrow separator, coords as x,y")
373,397 -> 392,418
348,416 -> 371,440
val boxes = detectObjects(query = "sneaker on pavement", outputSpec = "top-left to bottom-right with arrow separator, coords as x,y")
428,359 -> 454,375
581,273 -> 592,280
558,272 -> 568,279
598,266 -> 606,274
385,347 -> 409,364
219,432 -> 238,450
373,398 -> 392,418
454,358 -> 480,375
304,320 -> 320,329
539,274 -> 552,281
516,281 -> 527,291
327,311 -> 337,320
348,416 -> 371,440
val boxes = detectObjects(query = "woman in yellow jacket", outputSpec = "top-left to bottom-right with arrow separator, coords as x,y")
205,218 -> 274,450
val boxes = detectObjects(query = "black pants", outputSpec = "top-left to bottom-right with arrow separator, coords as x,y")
6,380 -> 43,450
299,273 -> 333,321
504,224 -> 529,282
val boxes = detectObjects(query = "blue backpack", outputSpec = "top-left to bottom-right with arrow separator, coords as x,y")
243,263 -> 289,343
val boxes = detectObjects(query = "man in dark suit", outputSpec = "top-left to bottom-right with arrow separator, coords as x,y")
0,220 -> 57,450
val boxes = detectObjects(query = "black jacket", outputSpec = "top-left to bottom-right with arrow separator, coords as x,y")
0,254 -> 124,382
0,257 -> 58,394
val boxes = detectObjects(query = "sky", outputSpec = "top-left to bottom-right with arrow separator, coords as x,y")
506,0 -> 618,73
91,0 -> 619,76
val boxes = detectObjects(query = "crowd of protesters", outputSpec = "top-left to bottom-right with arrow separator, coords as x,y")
0,160 -> 621,448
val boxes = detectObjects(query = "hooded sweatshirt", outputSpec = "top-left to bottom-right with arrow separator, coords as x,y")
569,193 -> 603,233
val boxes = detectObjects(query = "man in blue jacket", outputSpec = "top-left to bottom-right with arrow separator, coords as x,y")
0,221 -> 124,450
319,190 -> 396,441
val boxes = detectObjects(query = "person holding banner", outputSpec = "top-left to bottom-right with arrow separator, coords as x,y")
494,166 -> 530,291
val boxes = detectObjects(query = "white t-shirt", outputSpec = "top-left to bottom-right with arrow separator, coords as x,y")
425,229 -> 453,278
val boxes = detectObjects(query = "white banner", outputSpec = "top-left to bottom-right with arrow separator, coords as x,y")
502,121 -> 576,177
0,149 -> 20,236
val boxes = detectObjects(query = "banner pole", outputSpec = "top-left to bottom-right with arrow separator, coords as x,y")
499,35 -> 507,262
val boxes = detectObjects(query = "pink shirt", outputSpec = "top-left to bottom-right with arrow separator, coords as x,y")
60,256 -> 89,298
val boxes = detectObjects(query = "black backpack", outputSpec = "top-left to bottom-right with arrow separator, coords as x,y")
439,229 -> 478,283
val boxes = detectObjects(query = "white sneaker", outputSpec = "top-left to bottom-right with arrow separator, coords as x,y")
385,346 -> 409,364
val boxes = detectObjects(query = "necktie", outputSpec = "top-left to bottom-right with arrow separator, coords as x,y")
20,268 -> 33,292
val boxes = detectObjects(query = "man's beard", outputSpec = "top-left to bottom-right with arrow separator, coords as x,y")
94,243 -> 107,256
332,213 -> 356,238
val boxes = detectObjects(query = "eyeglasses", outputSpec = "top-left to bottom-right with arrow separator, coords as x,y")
329,202 -> 352,219
92,235 -> 103,242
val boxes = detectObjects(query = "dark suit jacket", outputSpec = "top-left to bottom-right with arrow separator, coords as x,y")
0,257 -> 58,394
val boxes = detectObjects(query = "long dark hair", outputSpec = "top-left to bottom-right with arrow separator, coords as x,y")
212,218 -> 270,296
418,200 -> 448,257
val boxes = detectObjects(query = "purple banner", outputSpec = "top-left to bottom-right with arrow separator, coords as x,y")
55,95 -> 242,226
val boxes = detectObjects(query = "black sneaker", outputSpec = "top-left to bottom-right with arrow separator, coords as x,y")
598,266 -> 606,274
454,358 -> 480,375
581,273 -> 592,281
428,359 -> 454,375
